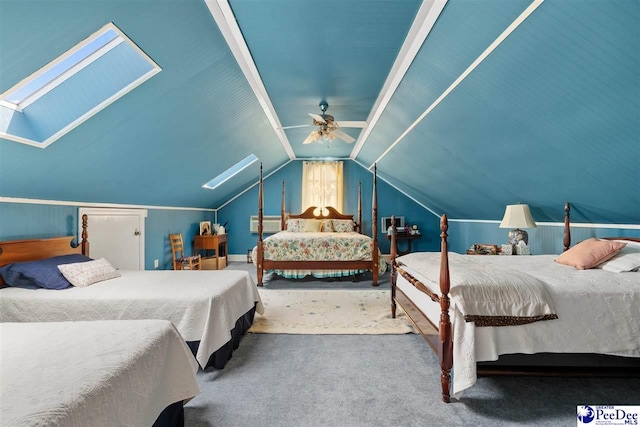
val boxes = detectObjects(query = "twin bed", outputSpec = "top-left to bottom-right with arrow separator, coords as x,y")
0,216 -> 263,426
253,165 -> 386,286
390,204 -> 640,402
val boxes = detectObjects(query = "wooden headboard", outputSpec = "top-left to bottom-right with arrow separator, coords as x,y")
279,180 -> 363,232
288,206 -> 354,221
0,214 -> 89,277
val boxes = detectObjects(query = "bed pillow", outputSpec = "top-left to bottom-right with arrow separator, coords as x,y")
597,240 -> 640,273
332,219 -> 354,233
555,238 -> 627,270
58,258 -> 121,287
286,218 -> 305,232
321,220 -> 334,232
302,219 -> 322,232
0,254 -> 92,289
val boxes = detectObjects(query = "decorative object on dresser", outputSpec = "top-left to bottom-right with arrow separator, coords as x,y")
200,221 -> 212,235
501,244 -> 514,255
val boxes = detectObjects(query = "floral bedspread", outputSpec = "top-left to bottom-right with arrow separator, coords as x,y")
252,231 -> 387,277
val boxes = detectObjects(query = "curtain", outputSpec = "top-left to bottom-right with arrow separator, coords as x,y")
301,161 -> 343,213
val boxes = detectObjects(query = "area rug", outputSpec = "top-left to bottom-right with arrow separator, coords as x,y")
249,289 -> 417,334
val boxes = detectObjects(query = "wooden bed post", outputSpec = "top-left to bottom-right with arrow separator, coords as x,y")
257,164 -> 264,286
371,164 -> 379,287
357,181 -> 362,233
563,202 -> 571,252
439,214 -> 453,403
81,214 -> 90,256
390,215 -> 397,318
280,180 -> 286,232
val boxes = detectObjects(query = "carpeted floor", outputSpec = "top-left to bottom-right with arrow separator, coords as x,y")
184,263 -> 638,426
184,334 -> 639,427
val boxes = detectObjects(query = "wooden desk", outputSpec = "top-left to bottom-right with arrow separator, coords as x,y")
387,233 -> 421,256
194,234 -> 228,269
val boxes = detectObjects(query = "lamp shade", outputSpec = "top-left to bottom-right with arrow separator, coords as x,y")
499,204 -> 537,229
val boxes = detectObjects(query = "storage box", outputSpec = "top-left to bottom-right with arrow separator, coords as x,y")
201,256 -> 226,270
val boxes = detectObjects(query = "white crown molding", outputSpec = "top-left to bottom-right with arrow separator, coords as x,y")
0,197 -> 216,212
448,218 -> 640,230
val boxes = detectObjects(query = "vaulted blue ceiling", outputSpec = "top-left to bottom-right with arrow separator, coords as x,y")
0,0 -> 638,224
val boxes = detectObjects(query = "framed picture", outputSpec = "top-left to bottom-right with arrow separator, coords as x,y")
199,221 -> 211,236
381,216 -> 404,231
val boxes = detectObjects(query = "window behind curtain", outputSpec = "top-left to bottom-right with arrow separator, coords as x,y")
301,161 -> 343,213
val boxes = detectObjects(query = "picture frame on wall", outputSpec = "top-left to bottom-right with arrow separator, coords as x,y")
199,221 -> 211,236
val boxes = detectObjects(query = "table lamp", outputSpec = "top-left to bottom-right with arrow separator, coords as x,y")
499,203 -> 537,246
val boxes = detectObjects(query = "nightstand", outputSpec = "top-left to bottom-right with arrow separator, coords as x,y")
387,233 -> 421,256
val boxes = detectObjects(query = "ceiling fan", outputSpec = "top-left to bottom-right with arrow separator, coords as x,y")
281,102 -> 366,145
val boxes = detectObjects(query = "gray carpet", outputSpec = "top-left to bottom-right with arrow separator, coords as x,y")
183,263 -> 638,426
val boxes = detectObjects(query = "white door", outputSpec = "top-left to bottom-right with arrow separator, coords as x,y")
79,208 -> 147,270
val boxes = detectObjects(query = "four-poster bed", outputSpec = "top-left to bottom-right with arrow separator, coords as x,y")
253,165 -> 385,286
390,203 -> 640,402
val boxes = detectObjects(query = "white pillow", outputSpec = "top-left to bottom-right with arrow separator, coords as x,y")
598,240 -> 640,273
57,258 -> 121,287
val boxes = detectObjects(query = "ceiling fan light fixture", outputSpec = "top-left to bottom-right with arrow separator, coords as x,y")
296,102 -> 359,145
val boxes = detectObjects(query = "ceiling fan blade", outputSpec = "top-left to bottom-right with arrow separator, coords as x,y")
309,113 -> 326,124
331,128 -> 355,144
280,124 -> 311,130
335,121 -> 367,128
303,130 -> 320,144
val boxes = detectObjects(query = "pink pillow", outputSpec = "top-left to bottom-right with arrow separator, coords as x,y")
555,238 -> 627,270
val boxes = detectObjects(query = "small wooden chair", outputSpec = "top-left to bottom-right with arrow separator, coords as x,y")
169,233 -> 201,270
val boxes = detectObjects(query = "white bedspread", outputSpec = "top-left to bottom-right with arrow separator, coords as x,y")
0,320 -> 200,427
395,253 -> 640,398
398,252 -> 557,325
0,270 -> 264,367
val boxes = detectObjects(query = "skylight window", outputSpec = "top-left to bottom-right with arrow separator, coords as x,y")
0,22 -> 161,148
203,154 -> 259,190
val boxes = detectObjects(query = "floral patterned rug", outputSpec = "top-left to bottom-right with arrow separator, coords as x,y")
249,289 -> 417,334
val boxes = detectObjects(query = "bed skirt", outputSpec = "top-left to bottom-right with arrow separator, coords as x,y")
153,400 -> 184,427
187,304 -> 257,369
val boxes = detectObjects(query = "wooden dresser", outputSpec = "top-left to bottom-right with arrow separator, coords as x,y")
193,234 -> 228,270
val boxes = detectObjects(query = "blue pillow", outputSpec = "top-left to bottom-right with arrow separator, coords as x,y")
1,254 -> 92,289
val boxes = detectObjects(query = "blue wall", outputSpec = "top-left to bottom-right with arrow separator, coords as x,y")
218,160 -> 440,255
447,221 -> 640,255
0,202 -> 214,270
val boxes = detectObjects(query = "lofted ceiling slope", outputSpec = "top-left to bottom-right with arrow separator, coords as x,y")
0,0 -> 638,224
